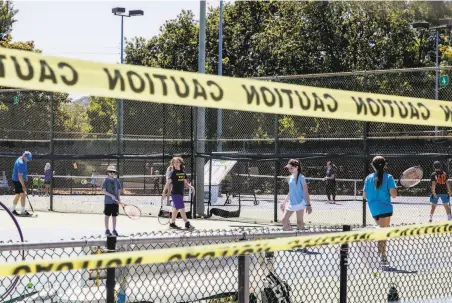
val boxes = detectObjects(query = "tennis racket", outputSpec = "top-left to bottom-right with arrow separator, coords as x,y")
398,166 -> 423,188
117,202 -> 141,220
25,194 -> 38,217
158,197 -> 172,225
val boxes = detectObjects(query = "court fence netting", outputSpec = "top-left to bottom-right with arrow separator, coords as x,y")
1,224 -> 452,302
1,67 -> 452,226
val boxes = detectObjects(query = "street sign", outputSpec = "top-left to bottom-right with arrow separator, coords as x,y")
440,75 -> 449,87
13,94 -> 19,104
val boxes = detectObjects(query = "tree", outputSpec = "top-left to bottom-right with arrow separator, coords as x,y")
124,1 -> 452,146
58,102 -> 91,134
0,1 -> 17,36
86,96 -> 117,134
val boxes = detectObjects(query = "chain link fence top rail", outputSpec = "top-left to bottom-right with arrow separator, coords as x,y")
1,225 -> 452,302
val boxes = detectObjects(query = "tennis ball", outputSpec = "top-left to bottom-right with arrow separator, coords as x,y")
26,282 -> 33,289
372,272 -> 379,278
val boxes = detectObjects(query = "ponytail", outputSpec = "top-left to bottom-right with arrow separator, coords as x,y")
296,163 -> 302,184
375,168 -> 384,189
372,156 -> 386,189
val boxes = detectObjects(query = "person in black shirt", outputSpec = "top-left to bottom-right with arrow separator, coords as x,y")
324,161 -> 337,204
162,156 -> 195,229
429,161 -> 452,222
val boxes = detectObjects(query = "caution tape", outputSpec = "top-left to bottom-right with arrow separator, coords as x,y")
1,48 -> 452,127
0,221 -> 451,278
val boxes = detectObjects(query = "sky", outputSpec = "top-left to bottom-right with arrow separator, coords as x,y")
11,0 -> 220,98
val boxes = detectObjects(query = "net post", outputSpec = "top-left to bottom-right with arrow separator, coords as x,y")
339,225 -> 351,303
106,236 -> 117,303
238,238 -> 250,303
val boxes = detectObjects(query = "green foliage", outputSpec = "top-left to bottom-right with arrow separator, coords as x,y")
123,1 -> 452,141
86,96 -> 117,134
58,102 -> 92,134
0,1 -> 17,36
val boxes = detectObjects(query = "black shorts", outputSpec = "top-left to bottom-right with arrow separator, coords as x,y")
13,181 -> 24,194
44,181 -> 51,185
104,204 -> 119,217
373,212 -> 393,221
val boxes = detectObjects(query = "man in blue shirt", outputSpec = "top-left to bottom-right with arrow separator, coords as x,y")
11,151 -> 32,216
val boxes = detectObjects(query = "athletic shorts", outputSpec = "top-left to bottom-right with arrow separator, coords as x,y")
373,212 -> 392,221
104,204 -> 119,217
171,194 -> 185,210
44,181 -> 51,185
285,202 -> 306,212
13,181 -> 24,194
430,194 -> 450,204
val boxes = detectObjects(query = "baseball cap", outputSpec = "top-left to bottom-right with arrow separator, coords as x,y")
24,151 -> 32,161
284,159 -> 300,168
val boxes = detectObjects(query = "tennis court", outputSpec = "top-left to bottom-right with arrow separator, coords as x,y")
0,188 -> 447,228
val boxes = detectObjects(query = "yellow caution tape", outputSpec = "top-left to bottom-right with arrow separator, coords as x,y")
0,48 -> 452,127
0,221 -> 451,278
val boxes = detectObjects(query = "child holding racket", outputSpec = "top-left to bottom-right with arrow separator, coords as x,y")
102,165 -> 122,236
363,156 -> 397,267
281,159 -> 312,231
162,157 -> 195,229
429,161 -> 452,222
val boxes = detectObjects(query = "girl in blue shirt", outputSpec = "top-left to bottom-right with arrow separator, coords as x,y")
363,156 -> 397,266
281,159 -> 312,230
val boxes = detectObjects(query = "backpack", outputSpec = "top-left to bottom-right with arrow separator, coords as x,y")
261,272 -> 293,303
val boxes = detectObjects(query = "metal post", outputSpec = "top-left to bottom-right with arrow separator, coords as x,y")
238,240 -> 250,303
339,225 -> 351,303
190,106 -> 195,216
274,114 -> 279,223
435,29 -> 439,136
49,93 -> 54,211
117,15 -> 125,175
362,72 -> 369,227
195,0 -> 207,217
106,236 -> 117,303
217,0 -> 224,152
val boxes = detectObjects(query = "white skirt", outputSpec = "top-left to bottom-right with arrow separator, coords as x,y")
286,201 -> 306,212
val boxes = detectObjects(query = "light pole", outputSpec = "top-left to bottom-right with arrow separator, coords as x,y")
112,7 -> 144,158
217,0 -> 224,152
412,19 -> 452,136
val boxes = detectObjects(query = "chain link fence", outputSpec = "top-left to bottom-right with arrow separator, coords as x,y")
1,226 -> 452,302
0,67 -> 452,225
